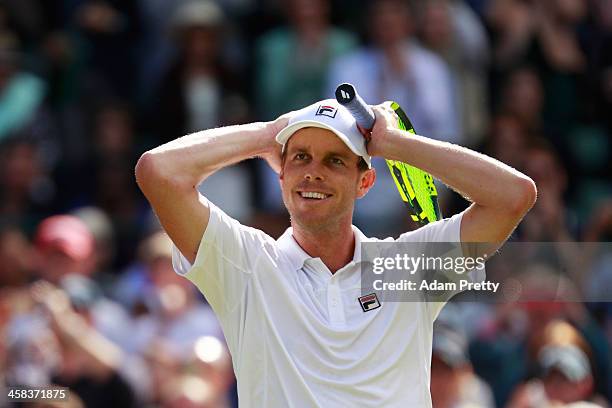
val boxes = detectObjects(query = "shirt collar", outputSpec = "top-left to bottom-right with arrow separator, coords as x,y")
276,225 -> 367,272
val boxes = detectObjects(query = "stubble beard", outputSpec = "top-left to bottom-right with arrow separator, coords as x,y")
287,201 -> 354,236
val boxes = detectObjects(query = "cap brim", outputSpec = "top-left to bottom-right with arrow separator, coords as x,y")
275,120 -> 371,168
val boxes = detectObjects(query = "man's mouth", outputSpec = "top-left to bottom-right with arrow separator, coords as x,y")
297,191 -> 331,200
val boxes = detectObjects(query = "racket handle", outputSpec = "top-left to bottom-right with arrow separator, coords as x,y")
335,83 -> 375,130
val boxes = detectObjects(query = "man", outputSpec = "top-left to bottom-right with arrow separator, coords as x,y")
135,100 -> 536,407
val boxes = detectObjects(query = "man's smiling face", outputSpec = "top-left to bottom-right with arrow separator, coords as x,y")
279,127 -> 375,231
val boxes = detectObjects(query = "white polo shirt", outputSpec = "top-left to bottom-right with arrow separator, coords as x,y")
172,202 -> 483,407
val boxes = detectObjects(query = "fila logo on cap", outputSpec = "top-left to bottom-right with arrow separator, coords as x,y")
358,293 -> 381,312
315,105 -> 338,118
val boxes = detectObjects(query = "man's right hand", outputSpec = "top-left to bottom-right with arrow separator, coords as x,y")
261,114 -> 291,174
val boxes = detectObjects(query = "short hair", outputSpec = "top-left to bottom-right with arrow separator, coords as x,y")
357,157 -> 369,172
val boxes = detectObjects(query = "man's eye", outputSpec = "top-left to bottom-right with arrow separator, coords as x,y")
331,157 -> 345,165
294,153 -> 307,160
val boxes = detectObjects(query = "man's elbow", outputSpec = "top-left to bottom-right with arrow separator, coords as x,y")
508,176 -> 537,217
135,151 -> 159,194
135,151 -> 179,194
136,151 -> 197,196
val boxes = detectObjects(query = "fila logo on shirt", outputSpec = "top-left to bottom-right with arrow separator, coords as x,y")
358,293 -> 381,312
315,105 -> 338,118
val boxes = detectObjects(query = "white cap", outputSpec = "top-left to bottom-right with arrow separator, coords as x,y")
275,99 -> 372,168
539,344 -> 591,382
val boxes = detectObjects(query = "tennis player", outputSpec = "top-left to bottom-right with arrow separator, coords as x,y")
135,100 -> 536,407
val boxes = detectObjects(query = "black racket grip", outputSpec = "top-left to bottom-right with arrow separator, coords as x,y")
335,83 -> 375,131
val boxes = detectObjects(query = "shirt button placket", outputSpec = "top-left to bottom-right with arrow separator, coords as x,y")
328,280 -> 344,325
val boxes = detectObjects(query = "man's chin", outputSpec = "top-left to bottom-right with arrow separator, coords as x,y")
291,210 -> 333,229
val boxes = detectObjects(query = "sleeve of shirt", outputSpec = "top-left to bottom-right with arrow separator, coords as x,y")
397,212 -> 463,244
171,201 -> 270,319
397,212 -> 486,322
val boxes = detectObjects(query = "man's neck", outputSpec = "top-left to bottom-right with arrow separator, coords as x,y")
291,221 -> 355,274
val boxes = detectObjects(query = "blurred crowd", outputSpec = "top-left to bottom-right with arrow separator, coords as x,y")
0,0 -> 610,406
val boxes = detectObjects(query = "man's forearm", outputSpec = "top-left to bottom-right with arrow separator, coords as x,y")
378,128 -> 535,212
142,122 -> 274,188
135,120 -> 284,261
54,312 -> 122,379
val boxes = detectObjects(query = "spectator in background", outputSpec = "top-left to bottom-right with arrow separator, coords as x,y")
71,206 -> 116,279
430,324 -> 495,408
58,102 -> 138,202
418,0 -> 490,147
1,271 -> 149,404
126,232 -> 223,356
33,215 -> 95,282
254,0 -> 357,120
141,336 -> 232,407
0,223 -> 35,405
151,0 -> 248,144
484,114 -> 529,172
69,0 -> 141,99
89,103 -> 141,217
0,225 -> 34,288
507,320 -> 609,407
529,0 -> 587,135
53,101 -> 148,269
114,232 -> 229,406
0,0 -> 53,48
470,269 -> 611,406
327,0 -> 459,143
141,340 -> 185,407
486,0 -> 538,70
27,281 -> 137,408
152,336 -> 235,407
0,138 -> 56,231
137,0 -> 251,110
136,0 -> 185,108
583,200 -> 612,353
520,142 -> 577,241
88,104 -> 145,263
147,1 -> 257,230
2,0 -> 84,109
32,215 -> 133,349
0,30 -> 47,142
583,0 -> 612,131
188,336 -> 234,407
498,66 -> 545,135
486,0 -> 587,134
4,311 -> 61,388
557,0 -> 612,225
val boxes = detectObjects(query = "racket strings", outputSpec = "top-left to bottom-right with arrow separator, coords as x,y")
388,102 -> 441,224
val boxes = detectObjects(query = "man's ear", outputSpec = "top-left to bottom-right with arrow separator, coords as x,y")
357,168 -> 376,199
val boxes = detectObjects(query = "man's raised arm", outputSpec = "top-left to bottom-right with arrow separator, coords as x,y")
368,104 -> 537,250
135,119 -> 286,263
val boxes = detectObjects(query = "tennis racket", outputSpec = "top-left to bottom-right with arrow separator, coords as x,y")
335,83 -> 442,224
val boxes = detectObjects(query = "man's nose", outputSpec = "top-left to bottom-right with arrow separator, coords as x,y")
304,172 -> 324,181
304,162 -> 324,181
